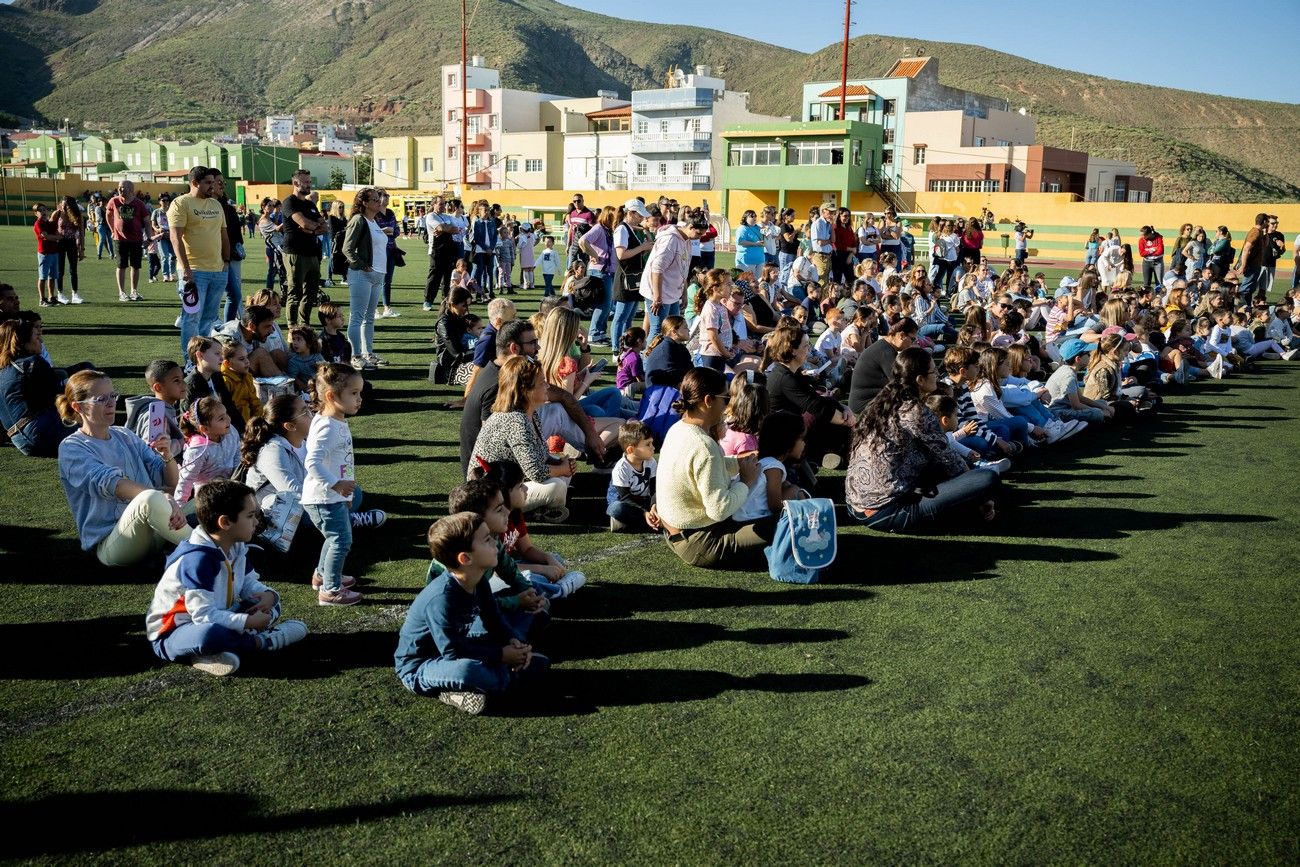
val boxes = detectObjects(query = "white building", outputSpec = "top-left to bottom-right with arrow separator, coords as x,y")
265,114 -> 295,143
630,66 -> 787,191
563,105 -> 632,190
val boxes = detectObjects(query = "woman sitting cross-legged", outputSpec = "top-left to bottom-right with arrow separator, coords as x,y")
845,346 -> 999,532
469,356 -> 575,522
57,370 -> 191,567
656,367 -> 774,570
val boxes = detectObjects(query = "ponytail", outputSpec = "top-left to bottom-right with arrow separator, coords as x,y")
309,362 -> 357,412
647,315 -> 686,353
56,370 -> 109,425
179,396 -> 223,439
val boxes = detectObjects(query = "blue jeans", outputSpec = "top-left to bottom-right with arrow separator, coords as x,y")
151,620 -> 265,662
179,270 -> 227,356
383,253 -> 396,307
579,386 -> 628,418
587,271 -> 615,343
159,237 -> 176,280
224,258 -> 242,322
347,268 -> 385,357
320,233 -> 333,274
1009,400 -> 1052,427
303,501 -> 352,591
611,298 -> 641,349
1050,404 -> 1105,424
96,225 -> 114,258
958,434 -> 998,458
1238,264 -> 1263,307
778,252 -> 795,286
985,415 -> 1031,447
918,323 -> 955,342
542,273 -> 555,296
405,652 -> 549,697
606,487 -> 647,529
473,252 -> 495,295
849,468 -> 999,533
647,301 -> 682,342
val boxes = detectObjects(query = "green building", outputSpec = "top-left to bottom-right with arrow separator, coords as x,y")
221,144 -> 299,183
110,138 -> 169,175
19,134 -> 65,174
165,140 -> 228,175
720,120 -> 884,216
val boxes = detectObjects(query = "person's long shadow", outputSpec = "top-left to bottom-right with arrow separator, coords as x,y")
1016,508 -> 1274,542
2,789 -> 519,859
823,535 -> 1119,585
546,619 -> 851,662
561,582 -> 875,620
0,525 -> 159,587
0,614 -> 156,680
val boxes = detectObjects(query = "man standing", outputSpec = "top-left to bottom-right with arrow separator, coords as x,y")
809,204 -> 834,285
1260,215 -> 1284,302
1233,213 -> 1269,309
168,166 -> 229,356
423,196 -> 462,311
280,169 -> 327,326
214,174 -> 245,322
642,211 -> 708,339
106,180 -> 149,302
1138,225 -> 1165,289
566,193 -> 596,264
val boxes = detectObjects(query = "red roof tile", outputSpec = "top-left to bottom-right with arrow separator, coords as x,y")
818,84 -> 874,98
886,57 -> 931,79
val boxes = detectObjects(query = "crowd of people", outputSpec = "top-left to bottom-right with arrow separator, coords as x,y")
7,173 -> 1300,713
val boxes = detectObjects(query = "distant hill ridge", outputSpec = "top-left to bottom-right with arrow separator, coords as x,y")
1,0 -> 1296,202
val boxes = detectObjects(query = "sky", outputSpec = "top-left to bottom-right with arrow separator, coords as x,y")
560,0 -> 1298,104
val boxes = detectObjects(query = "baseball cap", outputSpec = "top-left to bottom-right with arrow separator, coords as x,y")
1059,276 -> 1079,289
1059,338 -> 1091,361
1053,287 -> 1072,300
1102,325 -> 1138,341
180,280 -> 200,314
623,198 -> 650,218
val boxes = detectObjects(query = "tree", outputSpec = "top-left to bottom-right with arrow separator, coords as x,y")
355,153 -> 372,185
328,167 -> 347,189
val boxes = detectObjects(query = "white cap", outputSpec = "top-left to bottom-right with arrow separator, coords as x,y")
623,198 -> 650,218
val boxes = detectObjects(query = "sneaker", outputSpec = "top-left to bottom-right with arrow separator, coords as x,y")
423,302 -> 434,312
821,453 -> 842,471
1043,420 -> 1065,444
318,587 -> 363,606
174,315 -> 182,328
438,690 -> 486,715
39,300 -> 50,308
1260,351 -> 1282,360
557,571 -> 587,598
1059,419 -> 1088,440
311,572 -> 357,590
367,352 -> 389,367
351,356 -> 376,371
1283,348 -> 1300,361
975,458 -> 1012,474
259,619 -> 308,651
119,292 -> 129,302
129,293 -> 142,302
70,293 -> 84,304
55,292 -> 68,304
610,516 -> 627,532
351,509 -> 387,529
382,307 -> 401,318
1007,441 -> 1025,457
536,506 -> 570,523
324,279 -> 333,288
191,651 -> 240,676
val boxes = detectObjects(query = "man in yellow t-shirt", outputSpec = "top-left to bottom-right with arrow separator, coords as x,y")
168,166 -> 230,357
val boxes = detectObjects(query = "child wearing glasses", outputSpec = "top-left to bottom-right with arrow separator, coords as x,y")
57,370 -> 191,567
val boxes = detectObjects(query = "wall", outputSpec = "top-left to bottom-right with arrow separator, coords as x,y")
0,175 -> 187,225
372,136 -> 414,188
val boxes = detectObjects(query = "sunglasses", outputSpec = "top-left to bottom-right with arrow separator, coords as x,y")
80,392 -> 121,407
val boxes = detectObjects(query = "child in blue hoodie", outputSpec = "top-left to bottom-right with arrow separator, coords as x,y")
394,511 -> 547,715
145,479 -> 307,676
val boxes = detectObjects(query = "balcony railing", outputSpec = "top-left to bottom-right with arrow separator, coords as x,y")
652,174 -> 712,188
465,132 -> 489,149
631,131 -> 712,153
633,90 -> 714,111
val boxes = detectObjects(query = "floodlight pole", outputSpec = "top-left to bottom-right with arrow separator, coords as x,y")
839,0 -> 852,122
461,0 -> 468,190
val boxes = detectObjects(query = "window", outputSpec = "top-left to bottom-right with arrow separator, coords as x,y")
974,136 -> 985,147
682,161 -> 699,176
658,162 -> 668,176
505,158 -> 519,172
852,140 -> 863,166
880,149 -> 893,165
788,141 -> 844,166
97,148 -> 104,160
525,158 -> 542,172
447,72 -> 458,88
150,153 -> 157,166
727,142 -> 782,166
393,158 -> 402,174
230,155 -> 238,172
423,158 -> 434,172
636,120 -> 648,135
468,153 -> 482,171
468,116 -> 482,134
913,146 -> 925,165
448,109 -> 458,122
659,120 -> 670,134
377,159 -> 387,173
882,129 -> 895,144
996,139 -> 1010,147
926,180 -> 1001,192
636,162 -> 647,177
684,118 -> 700,133
1046,182 -> 1061,193
488,114 -> 499,130
883,99 -> 896,116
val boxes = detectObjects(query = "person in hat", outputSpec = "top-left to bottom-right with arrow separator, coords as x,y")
1046,338 -> 1114,426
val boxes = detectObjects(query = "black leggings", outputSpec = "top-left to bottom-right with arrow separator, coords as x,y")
57,239 -> 79,295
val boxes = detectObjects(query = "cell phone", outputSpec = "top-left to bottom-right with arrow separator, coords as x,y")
589,358 -> 608,376
147,400 -> 167,441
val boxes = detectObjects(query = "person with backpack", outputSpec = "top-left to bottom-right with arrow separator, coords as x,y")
610,199 -> 654,353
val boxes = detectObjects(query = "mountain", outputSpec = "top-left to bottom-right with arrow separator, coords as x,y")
1,0 -> 1296,202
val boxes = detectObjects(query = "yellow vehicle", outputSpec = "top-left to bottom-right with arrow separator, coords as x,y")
388,194 -> 446,223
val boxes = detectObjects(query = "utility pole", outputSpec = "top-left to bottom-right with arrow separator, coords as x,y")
839,0 -> 852,122
461,0 -> 468,191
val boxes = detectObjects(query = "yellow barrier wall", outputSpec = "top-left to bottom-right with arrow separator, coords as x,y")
0,175 -> 188,224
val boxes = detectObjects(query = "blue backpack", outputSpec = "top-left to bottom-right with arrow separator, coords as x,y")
636,384 -> 681,448
764,498 -> 837,584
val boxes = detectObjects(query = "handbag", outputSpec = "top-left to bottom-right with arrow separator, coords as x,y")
764,497 -> 837,584
258,489 -> 304,554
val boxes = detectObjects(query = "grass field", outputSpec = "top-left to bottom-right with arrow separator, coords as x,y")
1,226 -> 1298,863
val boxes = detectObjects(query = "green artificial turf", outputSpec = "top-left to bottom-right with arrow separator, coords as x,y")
1,227 -> 1298,863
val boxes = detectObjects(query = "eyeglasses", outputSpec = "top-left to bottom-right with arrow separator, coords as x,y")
80,392 -> 120,407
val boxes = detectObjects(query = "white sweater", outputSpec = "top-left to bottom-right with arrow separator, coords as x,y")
302,414 -> 354,505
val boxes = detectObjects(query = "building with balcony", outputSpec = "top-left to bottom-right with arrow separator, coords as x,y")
719,120 -> 884,217
630,66 -> 787,191
265,115 -> 295,143
563,105 -> 632,190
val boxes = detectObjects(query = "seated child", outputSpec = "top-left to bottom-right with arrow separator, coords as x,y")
470,459 -> 586,599
317,302 -> 351,366
616,327 -> 647,399
732,411 -> 807,523
446,478 -> 549,640
145,479 -> 307,677
607,419 -> 657,532
1044,339 -> 1112,425
394,510 -> 547,715
220,339 -> 263,425
183,336 -> 241,434
286,325 -> 325,393
174,396 -> 241,505
720,378 -> 765,456
461,313 -> 484,352
924,394 -> 1011,474
126,358 -> 186,460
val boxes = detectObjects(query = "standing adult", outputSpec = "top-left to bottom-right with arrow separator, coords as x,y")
959,217 -> 984,273
54,197 -> 85,305
642,211 -> 707,339
879,209 -> 904,267
777,207 -> 800,286
808,204 -> 834,285
1232,213 -> 1269,309
32,204 -> 62,307
151,192 -> 177,284
760,206 -> 781,269
1260,215 -> 1284,302
106,180 -> 149,302
92,195 -> 114,260
611,199 -> 654,348
374,190 -> 400,320
214,175 -> 245,322
734,209 -> 767,277
581,205 -> 618,347
1138,225 -> 1165,289
830,207 -> 857,285
657,367 -> 770,570
168,166 -> 229,358
423,196 -> 462,311
847,316 -> 918,414
845,347 -> 999,532
565,193 -> 596,265
342,187 -> 388,371
280,169 -> 327,326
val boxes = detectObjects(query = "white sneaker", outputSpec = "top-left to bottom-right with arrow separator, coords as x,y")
1282,348 -> 1300,361
259,619 -> 308,651
324,279 -> 333,288
351,356 -> 375,371
55,292 -> 68,304
439,690 -> 487,715
1043,419 -> 1066,444
351,509 -> 387,529
975,458 -> 1012,474
70,293 -> 84,304
1058,419 -> 1087,440
119,292 -> 129,302
191,651 -> 240,676
367,352 -> 389,367
173,315 -> 182,328
557,571 -> 587,598
382,307 -> 401,318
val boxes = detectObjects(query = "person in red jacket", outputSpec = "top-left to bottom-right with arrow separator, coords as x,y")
832,207 -> 858,285
1138,225 -> 1165,289
32,204 -> 63,307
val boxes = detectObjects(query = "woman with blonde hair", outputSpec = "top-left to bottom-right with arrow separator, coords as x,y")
538,306 -> 629,418
580,205 -> 619,345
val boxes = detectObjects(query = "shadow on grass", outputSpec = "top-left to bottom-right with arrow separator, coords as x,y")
0,614 -> 156,679
2,790 -> 519,858
564,582 -> 875,619
823,535 -> 1119,585
0,525 -> 160,587
548,619 -> 851,661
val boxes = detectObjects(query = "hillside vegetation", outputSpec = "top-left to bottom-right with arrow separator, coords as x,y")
0,0 -> 1295,202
